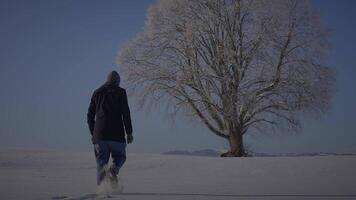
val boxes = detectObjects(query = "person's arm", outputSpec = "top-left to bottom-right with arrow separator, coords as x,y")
87,93 -> 96,136
122,89 -> 133,135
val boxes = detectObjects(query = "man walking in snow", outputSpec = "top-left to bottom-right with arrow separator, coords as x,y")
87,70 -> 133,186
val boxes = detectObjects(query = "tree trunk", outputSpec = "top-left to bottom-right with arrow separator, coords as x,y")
221,131 -> 247,157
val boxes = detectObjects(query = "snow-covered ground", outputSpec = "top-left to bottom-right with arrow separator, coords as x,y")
0,148 -> 355,200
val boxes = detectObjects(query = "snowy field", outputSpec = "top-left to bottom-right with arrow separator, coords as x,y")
0,148 -> 355,200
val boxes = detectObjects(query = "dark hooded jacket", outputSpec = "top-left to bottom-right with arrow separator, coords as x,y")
87,82 -> 133,144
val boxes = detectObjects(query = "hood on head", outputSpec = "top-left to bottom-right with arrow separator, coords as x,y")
106,70 -> 120,86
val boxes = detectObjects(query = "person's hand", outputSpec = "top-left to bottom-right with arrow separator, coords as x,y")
127,134 -> 134,144
91,136 -> 96,144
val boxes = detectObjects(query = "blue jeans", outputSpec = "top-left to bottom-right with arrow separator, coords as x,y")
94,140 -> 127,185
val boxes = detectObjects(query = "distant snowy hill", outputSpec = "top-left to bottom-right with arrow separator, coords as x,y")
163,149 -> 356,157
163,149 -> 222,157
252,152 -> 356,157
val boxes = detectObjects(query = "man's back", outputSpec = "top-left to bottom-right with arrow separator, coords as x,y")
87,83 -> 132,144
87,70 -> 133,186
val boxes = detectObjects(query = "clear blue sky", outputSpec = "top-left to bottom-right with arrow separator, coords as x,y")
0,0 -> 355,154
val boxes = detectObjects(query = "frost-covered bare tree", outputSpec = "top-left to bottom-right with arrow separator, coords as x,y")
118,0 -> 335,157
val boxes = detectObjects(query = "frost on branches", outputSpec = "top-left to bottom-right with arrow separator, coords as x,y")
118,0 -> 335,157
